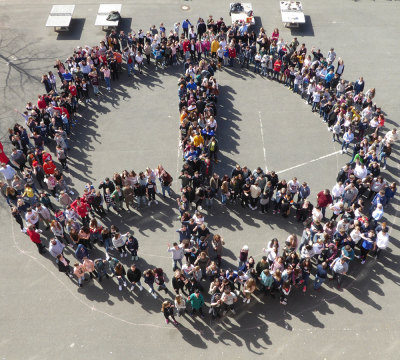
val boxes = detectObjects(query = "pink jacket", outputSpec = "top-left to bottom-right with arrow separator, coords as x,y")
202,40 -> 210,51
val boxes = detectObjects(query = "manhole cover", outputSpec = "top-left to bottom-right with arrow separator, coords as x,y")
181,5 -> 190,11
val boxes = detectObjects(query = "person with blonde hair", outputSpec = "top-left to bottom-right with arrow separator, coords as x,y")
161,301 -> 178,325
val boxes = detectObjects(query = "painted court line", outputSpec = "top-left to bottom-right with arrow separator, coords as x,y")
258,111 -> 268,173
277,150 -> 342,174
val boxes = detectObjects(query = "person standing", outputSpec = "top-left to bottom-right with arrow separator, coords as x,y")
168,242 -> 185,271
221,287 -> 237,315
126,234 -> 139,261
330,257 -> 348,289
316,189 -> 333,220
56,254 -> 74,278
112,232 -> 128,258
187,289 -> 205,317
73,262 -> 86,287
127,264 -> 143,292
161,301 -> 178,325
26,225 -> 45,254
313,262 -> 328,290
375,228 -> 389,259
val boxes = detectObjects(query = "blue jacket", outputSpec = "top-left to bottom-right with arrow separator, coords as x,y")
75,244 -> 88,262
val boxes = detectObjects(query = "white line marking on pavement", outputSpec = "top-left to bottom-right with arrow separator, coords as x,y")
276,150 -> 342,174
258,111 -> 268,173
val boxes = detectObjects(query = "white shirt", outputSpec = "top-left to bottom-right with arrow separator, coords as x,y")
376,231 -> 389,249
354,164 -> 367,179
332,183 -> 345,198
25,210 -> 39,225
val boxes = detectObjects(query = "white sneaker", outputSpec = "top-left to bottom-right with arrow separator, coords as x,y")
120,253 -> 124,258
148,201 -> 151,206
124,253 -> 128,257
148,288 -> 152,293
154,200 -> 159,205
123,282 -> 127,287
119,285 -> 122,291
69,190 -> 75,195
135,256 -> 139,261
383,166 -> 386,170
243,298 -> 247,302
131,285 -> 135,291
246,298 -> 250,304
231,309 -> 236,315
198,206 -> 203,210
139,285 -> 143,291
21,228 -> 27,233
152,293 -> 157,299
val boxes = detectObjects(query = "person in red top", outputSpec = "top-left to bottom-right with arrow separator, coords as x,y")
43,159 -> 56,175
273,59 -> 282,81
68,82 -> 77,97
228,46 -> 236,67
317,189 -> 333,219
37,95 -> 47,110
26,224 -> 46,254
0,141 -> 15,169
53,105 -> 70,120
71,198 -> 91,227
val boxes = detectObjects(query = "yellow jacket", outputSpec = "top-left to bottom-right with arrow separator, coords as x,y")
193,135 -> 204,147
211,40 -> 220,53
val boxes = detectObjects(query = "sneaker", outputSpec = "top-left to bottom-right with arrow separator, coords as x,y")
235,290 -> 240,296
165,319 -> 169,324
124,253 -> 128,257
361,259 -> 366,264
21,228 -> 27,233
243,298 -> 247,302
280,301 -> 287,305
135,256 -> 139,261
383,166 -> 386,170
131,285 -> 135,291
152,293 -> 157,299
119,285 -> 122,291
198,206 -> 203,210
148,288 -> 152,293
120,253 -> 124,258
231,309 -> 236,315
154,200 -> 159,205
173,321 -> 178,325
138,285 -> 143,291
131,256 -> 135,261
302,286 -> 307,293
222,311 -> 227,316
148,202 -> 151,206
123,282 -> 127,287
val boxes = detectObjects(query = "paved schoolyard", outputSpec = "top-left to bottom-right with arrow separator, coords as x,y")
0,0 -> 399,359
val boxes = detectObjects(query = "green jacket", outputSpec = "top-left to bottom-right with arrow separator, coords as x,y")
187,293 -> 204,309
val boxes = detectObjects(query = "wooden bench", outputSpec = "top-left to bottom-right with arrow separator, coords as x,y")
95,4 -> 122,31
46,5 -> 75,32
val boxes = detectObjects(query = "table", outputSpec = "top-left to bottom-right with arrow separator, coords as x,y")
230,3 -> 255,26
280,1 -> 305,28
95,4 -> 122,31
46,4 -> 75,32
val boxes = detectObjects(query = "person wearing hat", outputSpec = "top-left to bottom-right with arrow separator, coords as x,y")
187,289 -> 205,317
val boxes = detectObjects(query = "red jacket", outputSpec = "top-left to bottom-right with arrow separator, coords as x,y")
317,191 -> 333,208
274,60 -> 282,72
183,40 -> 190,52
53,106 -> 70,119
71,200 -> 90,218
228,48 -> 236,58
0,141 -> 10,164
27,229 -> 41,244
37,97 -> 47,110
43,160 -> 56,175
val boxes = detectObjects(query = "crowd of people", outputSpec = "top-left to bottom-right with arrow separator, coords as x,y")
0,15 -> 397,325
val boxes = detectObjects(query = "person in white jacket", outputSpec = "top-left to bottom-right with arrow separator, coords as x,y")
375,229 -> 389,259
331,182 -> 345,202
112,232 -> 128,258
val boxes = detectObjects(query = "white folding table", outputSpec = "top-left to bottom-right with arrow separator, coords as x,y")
230,3 -> 255,26
95,4 -> 122,31
280,1 -> 305,28
46,4 -> 75,32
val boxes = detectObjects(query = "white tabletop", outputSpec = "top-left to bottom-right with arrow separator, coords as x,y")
46,15 -> 72,27
281,11 -> 305,23
95,14 -> 119,26
280,1 -> 303,12
98,4 -> 122,14
50,4 -> 75,15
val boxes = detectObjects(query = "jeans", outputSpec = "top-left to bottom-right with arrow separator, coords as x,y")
205,198 -> 213,208
314,275 -> 326,289
221,193 -> 227,205
117,275 -> 127,286
341,141 -> 350,152
127,62 -> 134,75
312,101 -> 319,112
103,237 -> 111,254
254,62 -> 261,73
104,77 -> 111,88
162,184 -> 172,197
172,259 -> 183,271
379,152 -> 387,167
137,195 -> 147,207
293,83 -> 299,93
